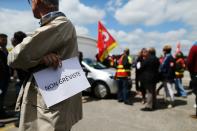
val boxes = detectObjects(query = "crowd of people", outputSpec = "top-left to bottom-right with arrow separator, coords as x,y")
1,26 -> 197,130
101,44 -> 197,116
1,32 -> 197,128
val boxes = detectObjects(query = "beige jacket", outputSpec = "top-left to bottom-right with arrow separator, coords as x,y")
8,16 -> 82,131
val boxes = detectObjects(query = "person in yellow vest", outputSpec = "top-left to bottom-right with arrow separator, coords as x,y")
115,48 -> 132,105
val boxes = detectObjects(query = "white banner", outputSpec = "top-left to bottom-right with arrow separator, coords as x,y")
33,57 -> 90,107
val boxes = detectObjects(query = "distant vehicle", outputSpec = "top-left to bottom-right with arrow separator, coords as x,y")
82,58 -> 118,98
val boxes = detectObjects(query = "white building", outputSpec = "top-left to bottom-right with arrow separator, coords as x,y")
77,35 -> 97,60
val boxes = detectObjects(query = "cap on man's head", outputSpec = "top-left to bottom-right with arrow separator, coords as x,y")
0,33 -> 7,38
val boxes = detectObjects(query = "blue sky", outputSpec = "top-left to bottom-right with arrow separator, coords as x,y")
0,0 -> 197,55
0,0 -> 30,10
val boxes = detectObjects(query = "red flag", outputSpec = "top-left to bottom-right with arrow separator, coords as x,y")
97,21 -> 117,62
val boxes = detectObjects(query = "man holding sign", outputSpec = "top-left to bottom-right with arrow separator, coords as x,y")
8,0 -> 83,131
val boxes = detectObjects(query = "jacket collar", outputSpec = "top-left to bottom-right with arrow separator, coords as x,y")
40,11 -> 65,26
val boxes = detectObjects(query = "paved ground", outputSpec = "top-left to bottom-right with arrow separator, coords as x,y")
72,93 -> 196,131
1,71 -> 197,131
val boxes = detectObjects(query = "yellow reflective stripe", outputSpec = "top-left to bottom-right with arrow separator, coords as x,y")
128,56 -> 132,64
125,69 -> 130,72
117,69 -> 131,72
175,72 -> 184,75
117,65 -> 123,68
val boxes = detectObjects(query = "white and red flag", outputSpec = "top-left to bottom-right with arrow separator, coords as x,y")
97,21 -> 117,62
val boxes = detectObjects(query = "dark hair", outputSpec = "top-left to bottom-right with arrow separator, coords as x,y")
148,47 -> 156,56
175,51 -> 184,59
13,31 -> 27,43
124,48 -> 130,56
43,0 -> 59,6
28,0 -> 59,8
0,33 -> 7,38
163,45 -> 172,53
78,51 -> 83,63
141,48 -> 147,54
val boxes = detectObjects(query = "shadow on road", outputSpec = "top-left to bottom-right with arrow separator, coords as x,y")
82,92 -> 101,103
155,98 -> 187,110
81,89 -> 189,111
82,96 -> 101,103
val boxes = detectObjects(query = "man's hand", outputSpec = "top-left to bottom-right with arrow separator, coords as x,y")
41,53 -> 62,69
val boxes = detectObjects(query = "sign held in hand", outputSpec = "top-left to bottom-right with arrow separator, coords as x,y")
33,57 -> 90,107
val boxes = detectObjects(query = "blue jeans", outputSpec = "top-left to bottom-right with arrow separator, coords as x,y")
174,78 -> 187,96
117,78 -> 129,102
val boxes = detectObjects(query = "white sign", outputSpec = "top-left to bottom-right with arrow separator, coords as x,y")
33,57 -> 90,107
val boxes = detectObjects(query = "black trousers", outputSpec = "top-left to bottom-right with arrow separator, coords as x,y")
0,79 -> 9,113
190,73 -> 197,116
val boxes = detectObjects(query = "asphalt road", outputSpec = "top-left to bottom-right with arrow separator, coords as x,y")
1,71 -> 197,131
72,93 -> 196,131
